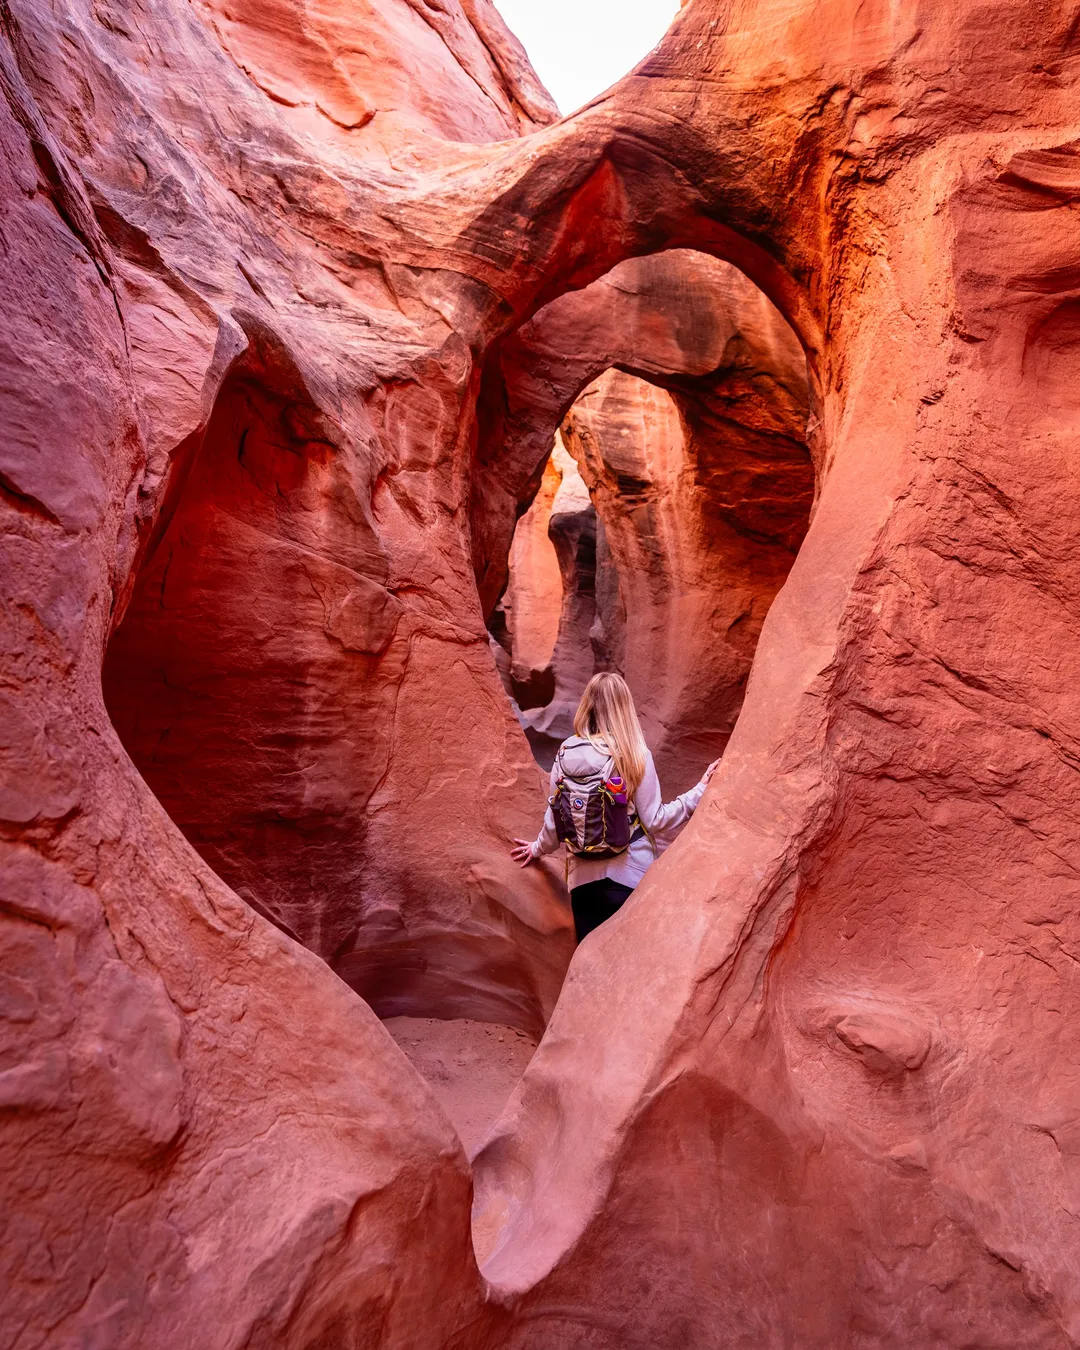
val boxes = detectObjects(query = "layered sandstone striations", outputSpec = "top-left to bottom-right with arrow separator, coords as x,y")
5,0 -> 1080,1346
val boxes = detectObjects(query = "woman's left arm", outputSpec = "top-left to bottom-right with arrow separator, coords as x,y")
635,753 -> 720,834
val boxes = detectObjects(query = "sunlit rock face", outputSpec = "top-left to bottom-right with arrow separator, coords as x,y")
497,451 -> 563,714
6,0 -> 1080,1345
192,0 -> 557,148
563,349 -> 811,792
473,5 -> 1080,1344
499,438 -> 607,763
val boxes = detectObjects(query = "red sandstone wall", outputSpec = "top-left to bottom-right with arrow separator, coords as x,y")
473,6 -> 1080,1346
6,0 -> 1080,1345
0,16 -> 485,1344
0,0 -> 561,1342
81,0 -> 574,1031
488,250 -> 811,792
513,439 -> 604,756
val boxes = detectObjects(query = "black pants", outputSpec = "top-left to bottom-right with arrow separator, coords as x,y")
571,879 -> 635,942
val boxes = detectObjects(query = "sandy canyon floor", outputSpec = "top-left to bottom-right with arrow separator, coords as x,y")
384,1018 -> 540,1157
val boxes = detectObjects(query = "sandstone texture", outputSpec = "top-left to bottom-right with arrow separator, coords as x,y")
495,452 -> 562,713
90,0 -> 574,1034
5,0 -> 1080,1346
0,0 -> 560,1344
505,438 -> 604,762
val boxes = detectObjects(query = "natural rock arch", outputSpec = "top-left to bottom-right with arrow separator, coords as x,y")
4,0 -> 1080,1347
483,248 -> 813,789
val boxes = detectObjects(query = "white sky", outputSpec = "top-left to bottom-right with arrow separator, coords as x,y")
493,0 -> 681,116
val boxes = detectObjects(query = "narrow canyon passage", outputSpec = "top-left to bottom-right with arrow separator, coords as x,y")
485,251 -> 813,793
8,0 -> 1080,1346
386,253 -> 816,1148
100,247 -> 813,1157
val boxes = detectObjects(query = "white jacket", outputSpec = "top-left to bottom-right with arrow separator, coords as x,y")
530,736 -> 709,890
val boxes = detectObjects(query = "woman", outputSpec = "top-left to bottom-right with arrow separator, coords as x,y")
512,672 -> 718,942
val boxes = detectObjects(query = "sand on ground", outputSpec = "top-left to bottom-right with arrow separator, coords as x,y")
383,1016 -> 539,1157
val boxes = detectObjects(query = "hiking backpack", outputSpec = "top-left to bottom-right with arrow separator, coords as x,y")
550,746 -> 633,857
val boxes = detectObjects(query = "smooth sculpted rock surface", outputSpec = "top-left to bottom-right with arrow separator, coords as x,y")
495,438 -> 605,766
5,0 -> 1080,1347
92,4 -> 574,1032
471,9 -> 1080,1348
496,452 -> 563,712
518,439 -> 603,754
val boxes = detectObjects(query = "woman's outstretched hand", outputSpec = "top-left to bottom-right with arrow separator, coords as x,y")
511,838 -> 535,868
704,758 -> 721,783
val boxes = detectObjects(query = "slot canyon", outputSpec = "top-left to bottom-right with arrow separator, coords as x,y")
3,0 -> 1080,1346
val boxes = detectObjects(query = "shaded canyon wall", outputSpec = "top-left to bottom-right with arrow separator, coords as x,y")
4,0 -> 1080,1346
91,0 -> 575,1034
493,251 -> 811,792
0,0 -> 564,1343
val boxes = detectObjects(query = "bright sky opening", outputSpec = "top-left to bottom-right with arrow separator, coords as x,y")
492,0 -> 681,116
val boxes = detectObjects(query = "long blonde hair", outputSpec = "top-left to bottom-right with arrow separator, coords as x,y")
573,672 -> 648,797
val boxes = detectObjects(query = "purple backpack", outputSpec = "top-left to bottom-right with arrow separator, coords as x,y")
550,740 -> 633,857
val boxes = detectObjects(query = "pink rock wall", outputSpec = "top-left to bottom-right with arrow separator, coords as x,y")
499,452 -> 563,707
514,439 -> 604,755
82,0 -> 574,1032
0,17 -> 483,1345
0,0 -> 559,1342
5,0 -> 1080,1345
193,0 -> 557,147
473,6 -> 1080,1347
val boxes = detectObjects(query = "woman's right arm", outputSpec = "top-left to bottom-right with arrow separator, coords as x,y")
512,763 -> 561,866
531,762 -> 562,857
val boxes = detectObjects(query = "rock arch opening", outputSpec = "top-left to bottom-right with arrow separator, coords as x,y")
483,249 -> 814,795
388,248 -> 816,1157
96,246 -> 815,1165
100,316 -> 573,1102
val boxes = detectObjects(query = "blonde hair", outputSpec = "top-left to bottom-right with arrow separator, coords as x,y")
573,673 -> 648,797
